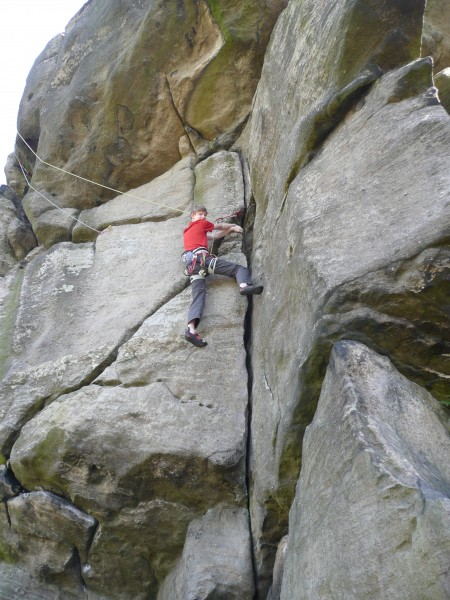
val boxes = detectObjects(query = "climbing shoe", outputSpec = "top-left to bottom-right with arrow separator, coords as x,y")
239,284 -> 264,296
184,329 -> 207,347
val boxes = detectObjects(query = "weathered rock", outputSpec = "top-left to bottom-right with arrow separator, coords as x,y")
4,154 -> 28,197
33,208 -> 80,249
193,150 -> 245,222
0,465 -> 21,500
436,68 -> 450,113
15,0 -> 286,244
157,506 -> 255,600
422,0 -> 450,71
0,217 -> 187,460
280,341 -> 450,600
248,58 -> 450,591
246,0 -> 426,217
0,491 -> 96,597
7,218 -> 37,262
73,155 -> 197,243
0,186 -> 37,265
10,264 -> 250,597
0,562 -> 82,600
266,535 -> 288,600
0,197 -> 21,275
8,491 -> 97,563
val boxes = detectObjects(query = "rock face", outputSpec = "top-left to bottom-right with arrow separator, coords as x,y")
157,506 -> 255,599
13,0 -> 287,246
1,1 -> 450,599
280,341 -> 450,600
245,3 -> 450,589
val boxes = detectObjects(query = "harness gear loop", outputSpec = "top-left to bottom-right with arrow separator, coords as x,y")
208,257 -> 217,275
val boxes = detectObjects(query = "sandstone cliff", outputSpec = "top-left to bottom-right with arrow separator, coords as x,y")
1,1 -> 449,599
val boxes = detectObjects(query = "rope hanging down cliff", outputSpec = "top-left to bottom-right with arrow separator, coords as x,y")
15,131 -> 192,217
15,132 -> 246,233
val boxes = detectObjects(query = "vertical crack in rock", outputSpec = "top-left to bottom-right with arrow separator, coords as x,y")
70,545 -> 88,594
243,297 -> 258,598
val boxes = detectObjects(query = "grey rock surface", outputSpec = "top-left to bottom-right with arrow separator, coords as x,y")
248,57 -> 450,591
280,341 -> 450,600
266,535 -> 288,600
0,465 -> 21,501
0,217 -> 187,460
0,491 -> 97,598
73,156 -> 197,242
246,0 -> 425,218
157,506 -> 255,600
10,264 -> 250,598
194,151 -> 245,220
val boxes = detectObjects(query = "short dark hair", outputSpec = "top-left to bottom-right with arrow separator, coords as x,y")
191,205 -> 208,215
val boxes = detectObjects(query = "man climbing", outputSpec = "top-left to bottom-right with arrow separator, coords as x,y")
182,205 -> 263,347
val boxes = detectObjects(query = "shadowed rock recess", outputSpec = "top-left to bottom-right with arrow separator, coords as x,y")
1,0 -> 449,598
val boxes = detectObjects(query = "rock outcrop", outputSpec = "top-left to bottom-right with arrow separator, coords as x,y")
1,0 -> 450,598
244,3 -> 450,590
12,0 -> 287,246
280,341 -> 450,600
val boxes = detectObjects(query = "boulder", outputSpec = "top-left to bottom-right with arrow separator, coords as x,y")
0,491 -> 96,598
157,506 -> 255,600
280,341 -> 450,600
248,58 -> 450,591
15,0 -> 287,244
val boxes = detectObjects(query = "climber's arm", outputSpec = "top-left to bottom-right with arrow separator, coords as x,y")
207,223 -> 243,240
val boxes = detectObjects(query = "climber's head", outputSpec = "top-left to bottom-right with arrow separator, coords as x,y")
190,206 -> 208,221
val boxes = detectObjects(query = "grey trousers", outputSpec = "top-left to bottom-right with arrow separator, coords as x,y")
187,256 -> 251,326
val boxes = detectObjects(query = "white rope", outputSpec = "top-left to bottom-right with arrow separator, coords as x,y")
16,130 -> 191,216
15,154 -> 101,234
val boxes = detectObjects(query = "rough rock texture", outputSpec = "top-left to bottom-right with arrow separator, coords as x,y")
422,0 -> 450,71
13,0 -> 287,245
280,341 -> 450,600
246,0 -> 426,217
157,506 -> 255,599
247,42 -> 450,598
0,187 -> 37,273
436,68 -> 450,113
2,145 -> 251,597
1,0 -> 450,598
0,218 -> 187,460
73,155 -> 197,242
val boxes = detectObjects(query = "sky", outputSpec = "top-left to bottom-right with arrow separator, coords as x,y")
0,0 -> 87,185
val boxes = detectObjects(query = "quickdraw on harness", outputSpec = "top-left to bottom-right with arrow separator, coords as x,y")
181,247 -> 217,282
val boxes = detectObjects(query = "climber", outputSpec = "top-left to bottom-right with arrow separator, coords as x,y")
182,205 -> 263,347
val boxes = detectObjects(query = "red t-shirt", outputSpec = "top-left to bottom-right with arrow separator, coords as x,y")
183,219 -> 214,251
